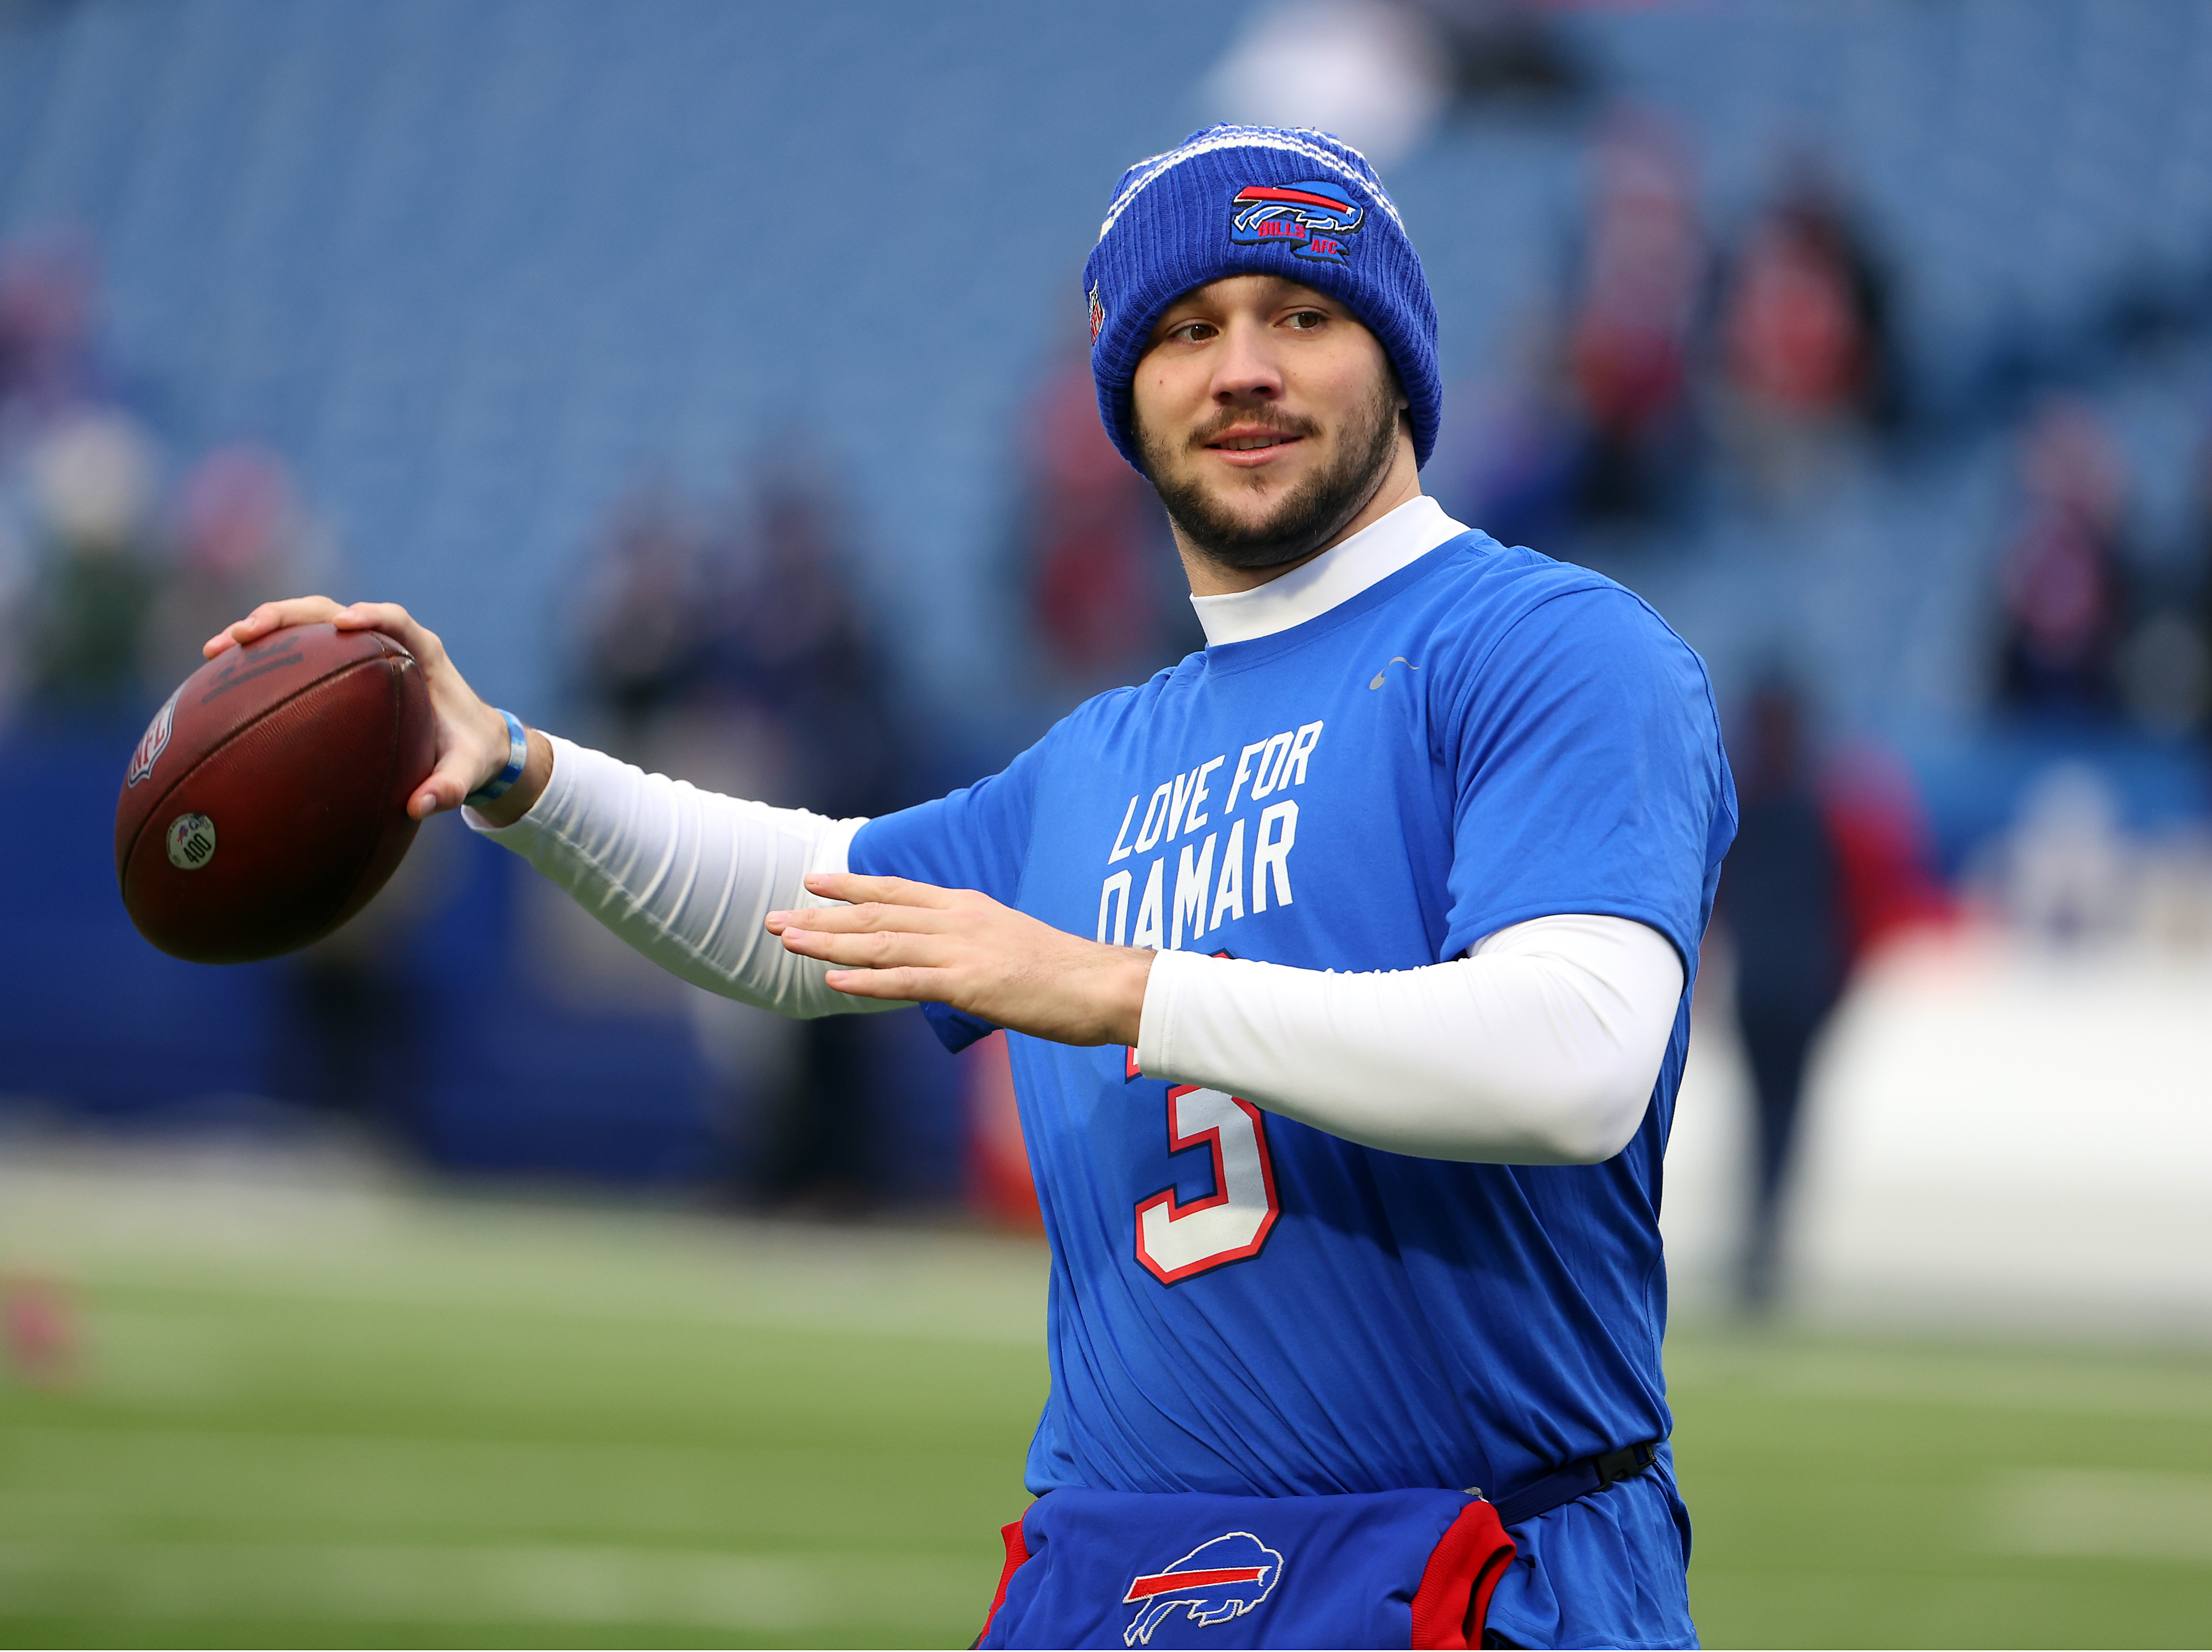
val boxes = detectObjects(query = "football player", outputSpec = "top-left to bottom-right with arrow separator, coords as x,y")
211,125 -> 1732,1650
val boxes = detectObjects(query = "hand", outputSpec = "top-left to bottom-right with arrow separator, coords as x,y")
767,873 -> 1154,1047
204,596 -> 546,821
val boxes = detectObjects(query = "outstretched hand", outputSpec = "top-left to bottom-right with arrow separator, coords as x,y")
767,873 -> 1153,1048
205,596 -> 536,821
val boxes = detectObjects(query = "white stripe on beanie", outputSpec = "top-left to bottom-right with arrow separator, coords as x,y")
1098,125 -> 1408,242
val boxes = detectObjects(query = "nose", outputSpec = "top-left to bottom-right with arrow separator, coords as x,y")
1208,314 -> 1283,406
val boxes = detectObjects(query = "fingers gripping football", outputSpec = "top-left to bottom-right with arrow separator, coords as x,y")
204,596 -> 349,654
205,596 -> 516,819
768,873 -> 1153,1048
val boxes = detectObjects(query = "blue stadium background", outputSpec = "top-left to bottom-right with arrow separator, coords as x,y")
3,0 -> 2207,1188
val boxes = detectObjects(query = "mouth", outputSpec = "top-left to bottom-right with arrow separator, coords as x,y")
1202,425 -> 1306,468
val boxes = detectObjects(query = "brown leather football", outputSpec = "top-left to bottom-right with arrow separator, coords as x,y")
115,623 -> 436,964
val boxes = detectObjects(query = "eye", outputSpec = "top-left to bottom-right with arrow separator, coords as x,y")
1286,309 -> 1326,331
1171,320 -> 1218,344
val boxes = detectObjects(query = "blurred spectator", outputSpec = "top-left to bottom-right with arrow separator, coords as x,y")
2203,431 -> 2212,695
1994,400 -> 2133,720
1719,683 -> 1849,1312
1818,737 -> 1952,959
1722,687 -> 1949,1313
0,496 -> 28,728
577,463 -> 903,815
1978,763 -> 2134,948
2114,422 -> 2212,740
1718,682 -> 1848,1314
1715,162 -> 1901,501
1204,0 -> 1590,170
2117,607 -> 2210,739
575,477 -> 711,759
2196,435 -> 2212,745
706,463 -> 904,821
0,242 -> 179,718
964,1031 -> 1042,1232
20,408 -> 161,710
710,463 -> 908,1212
1016,353 -> 1196,703
1559,115 -> 1704,524
1201,0 -> 1453,170
573,455 -> 911,1214
0,242 -> 126,720
0,239 -> 105,445
1431,302 -> 1585,552
1409,0 -> 1591,109
266,820 -> 458,1144
142,443 -> 332,689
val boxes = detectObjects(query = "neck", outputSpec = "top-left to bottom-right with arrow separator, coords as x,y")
1172,435 -> 1424,597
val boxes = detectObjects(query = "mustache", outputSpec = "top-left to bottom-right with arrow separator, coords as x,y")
1183,407 -> 1321,449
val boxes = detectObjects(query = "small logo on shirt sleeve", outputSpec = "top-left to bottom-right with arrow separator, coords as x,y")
1368,656 -> 1420,689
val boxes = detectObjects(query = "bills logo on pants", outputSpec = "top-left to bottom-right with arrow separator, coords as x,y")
1121,1532 -> 1284,1646
972,1483 -> 1510,1649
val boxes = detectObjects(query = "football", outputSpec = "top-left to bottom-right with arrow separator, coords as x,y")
115,623 -> 436,964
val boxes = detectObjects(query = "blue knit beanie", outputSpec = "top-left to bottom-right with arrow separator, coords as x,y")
1084,124 -> 1441,473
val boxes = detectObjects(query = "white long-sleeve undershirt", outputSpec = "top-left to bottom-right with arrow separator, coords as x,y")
1135,916 -> 1683,1165
471,736 -> 892,1018
471,736 -> 1685,1164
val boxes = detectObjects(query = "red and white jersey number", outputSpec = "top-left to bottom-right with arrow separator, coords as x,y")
1134,1085 -> 1281,1285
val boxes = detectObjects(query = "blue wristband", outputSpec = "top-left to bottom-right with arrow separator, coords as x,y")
465,709 -> 530,809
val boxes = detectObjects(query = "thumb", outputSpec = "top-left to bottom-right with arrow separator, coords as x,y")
408,750 -> 488,819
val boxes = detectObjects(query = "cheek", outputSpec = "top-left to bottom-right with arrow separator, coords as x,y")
1135,368 -> 1205,438
1294,351 -> 1390,429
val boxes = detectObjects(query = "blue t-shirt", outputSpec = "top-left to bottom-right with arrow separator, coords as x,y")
851,530 -> 1734,1649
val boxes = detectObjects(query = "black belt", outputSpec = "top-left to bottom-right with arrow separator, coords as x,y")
1488,1439 -> 1661,1528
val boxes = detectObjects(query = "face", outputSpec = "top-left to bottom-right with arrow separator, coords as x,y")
1131,275 -> 1408,573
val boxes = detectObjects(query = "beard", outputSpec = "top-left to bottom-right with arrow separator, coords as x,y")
1137,374 -> 1404,573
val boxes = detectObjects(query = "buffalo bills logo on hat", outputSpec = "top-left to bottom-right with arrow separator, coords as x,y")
1121,1531 -> 1284,1646
1228,180 -> 1364,265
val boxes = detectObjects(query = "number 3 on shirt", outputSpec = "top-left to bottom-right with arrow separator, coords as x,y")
1134,1085 -> 1282,1285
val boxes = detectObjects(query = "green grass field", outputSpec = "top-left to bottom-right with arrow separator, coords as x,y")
1,1149 -> 2207,1648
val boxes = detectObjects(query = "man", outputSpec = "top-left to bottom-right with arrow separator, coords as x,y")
211,125 -> 1732,1649
1719,680 -> 1848,1315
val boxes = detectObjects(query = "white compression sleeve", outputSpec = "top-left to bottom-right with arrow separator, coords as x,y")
465,735 -> 900,1018
1134,914 -> 1685,1165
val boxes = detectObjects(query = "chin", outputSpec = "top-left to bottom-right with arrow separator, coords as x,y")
1202,465 -> 1313,514
1197,497 -> 1306,544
